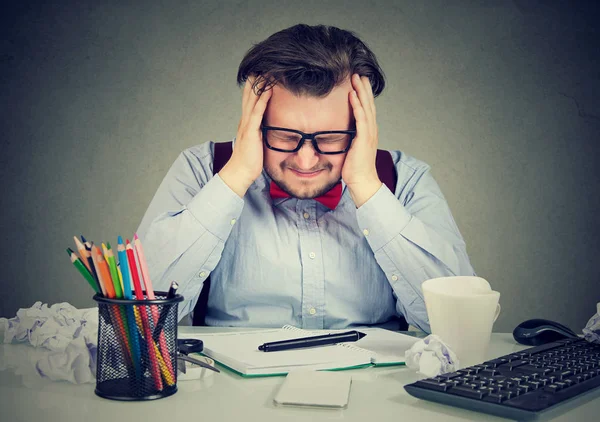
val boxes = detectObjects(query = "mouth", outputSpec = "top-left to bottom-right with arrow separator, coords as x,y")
289,169 -> 324,178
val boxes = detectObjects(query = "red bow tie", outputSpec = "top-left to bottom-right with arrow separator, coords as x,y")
269,181 -> 343,210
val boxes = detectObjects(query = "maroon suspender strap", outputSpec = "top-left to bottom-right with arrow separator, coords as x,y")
213,141 -> 233,174
192,143 -> 403,327
375,149 -> 397,194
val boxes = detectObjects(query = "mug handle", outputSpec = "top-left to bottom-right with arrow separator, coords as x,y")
493,303 -> 501,322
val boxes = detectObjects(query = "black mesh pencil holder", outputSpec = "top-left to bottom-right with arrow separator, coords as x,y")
93,291 -> 183,401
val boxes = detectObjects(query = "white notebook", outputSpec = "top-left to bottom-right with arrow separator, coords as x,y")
185,326 -> 420,377
273,370 -> 352,408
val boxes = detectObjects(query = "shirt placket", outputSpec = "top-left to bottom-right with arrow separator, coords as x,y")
296,199 -> 324,329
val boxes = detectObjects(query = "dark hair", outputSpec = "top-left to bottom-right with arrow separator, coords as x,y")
237,24 -> 385,97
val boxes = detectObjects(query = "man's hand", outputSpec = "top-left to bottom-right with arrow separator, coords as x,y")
219,77 -> 272,198
343,73 -> 383,208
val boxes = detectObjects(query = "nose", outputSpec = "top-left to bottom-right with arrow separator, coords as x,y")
294,139 -> 320,170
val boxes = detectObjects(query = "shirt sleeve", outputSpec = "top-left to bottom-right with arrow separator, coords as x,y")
355,157 -> 475,333
135,143 -> 244,321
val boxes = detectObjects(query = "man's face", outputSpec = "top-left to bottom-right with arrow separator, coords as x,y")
262,78 -> 354,199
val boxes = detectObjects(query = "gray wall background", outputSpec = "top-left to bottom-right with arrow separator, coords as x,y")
1,0 -> 599,332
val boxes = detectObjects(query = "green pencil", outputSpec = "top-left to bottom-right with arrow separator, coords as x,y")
104,242 -> 123,299
67,248 -> 100,293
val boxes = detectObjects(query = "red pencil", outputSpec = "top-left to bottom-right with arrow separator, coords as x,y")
126,239 -> 163,391
133,233 -> 175,381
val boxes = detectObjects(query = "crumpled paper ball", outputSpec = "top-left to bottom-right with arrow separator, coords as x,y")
405,334 -> 459,378
0,302 -> 98,384
583,302 -> 600,344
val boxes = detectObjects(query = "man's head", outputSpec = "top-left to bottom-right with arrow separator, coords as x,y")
237,24 -> 385,199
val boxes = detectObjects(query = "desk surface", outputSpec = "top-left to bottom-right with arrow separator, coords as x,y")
1,329 -> 598,422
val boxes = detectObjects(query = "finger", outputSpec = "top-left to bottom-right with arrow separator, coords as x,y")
352,74 -> 377,142
248,86 -> 273,131
239,78 -> 254,126
351,74 -> 375,125
349,89 -> 368,141
241,77 -> 261,126
360,75 -> 376,120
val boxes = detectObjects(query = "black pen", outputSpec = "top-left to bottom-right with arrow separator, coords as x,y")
152,281 -> 179,342
258,330 -> 366,352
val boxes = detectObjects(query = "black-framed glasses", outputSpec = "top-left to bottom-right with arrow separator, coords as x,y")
261,126 -> 356,154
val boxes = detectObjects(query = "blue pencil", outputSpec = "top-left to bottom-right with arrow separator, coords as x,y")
118,236 -> 142,379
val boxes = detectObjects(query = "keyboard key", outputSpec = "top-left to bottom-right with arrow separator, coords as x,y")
514,364 -> 542,374
506,354 -> 524,362
483,358 -> 508,367
440,371 -> 463,379
414,380 -> 450,392
450,386 -> 489,399
504,387 -> 524,397
499,360 -> 530,371
558,370 -> 573,379
509,377 -> 524,385
483,392 -> 512,403
536,377 -> 550,386
544,384 -> 561,393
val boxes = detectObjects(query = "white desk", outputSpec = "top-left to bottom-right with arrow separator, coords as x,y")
1,329 -> 598,422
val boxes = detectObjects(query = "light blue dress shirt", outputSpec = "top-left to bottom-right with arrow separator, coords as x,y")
136,140 -> 475,333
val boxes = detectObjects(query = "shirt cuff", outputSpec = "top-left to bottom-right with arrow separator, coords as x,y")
355,184 -> 412,252
186,174 -> 244,241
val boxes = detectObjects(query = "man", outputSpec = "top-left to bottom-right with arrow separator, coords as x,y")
136,24 -> 475,333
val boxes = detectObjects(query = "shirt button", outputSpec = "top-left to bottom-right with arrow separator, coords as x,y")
230,218 -> 236,225
309,252 -> 316,259
391,275 -> 398,281
363,229 -> 369,236
309,307 -> 316,315
199,271 -> 207,278
303,212 -> 310,219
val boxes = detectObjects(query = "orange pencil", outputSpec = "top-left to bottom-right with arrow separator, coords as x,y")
91,244 -> 134,370
90,243 -> 107,297
93,245 -> 116,299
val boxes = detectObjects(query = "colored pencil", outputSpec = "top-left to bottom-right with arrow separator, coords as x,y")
67,248 -> 100,293
90,245 -> 134,372
126,239 -> 163,390
73,236 -> 92,273
133,233 -> 175,380
103,242 -> 123,299
94,244 -> 116,298
90,243 -> 107,297
78,235 -> 100,289
117,237 -> 134,300
117,238 -> 142,378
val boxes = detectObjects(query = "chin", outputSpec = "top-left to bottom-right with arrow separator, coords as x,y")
280,178 -> 340,200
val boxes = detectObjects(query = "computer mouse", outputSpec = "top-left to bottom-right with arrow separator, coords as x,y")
512,318 -> 579,346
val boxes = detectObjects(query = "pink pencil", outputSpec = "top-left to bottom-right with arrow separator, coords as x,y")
133,233 -> 175,381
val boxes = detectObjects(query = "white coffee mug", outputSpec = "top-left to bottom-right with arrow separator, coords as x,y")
422,276 -> 501,369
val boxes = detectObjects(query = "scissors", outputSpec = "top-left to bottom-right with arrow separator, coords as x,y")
177,338 -> 220,374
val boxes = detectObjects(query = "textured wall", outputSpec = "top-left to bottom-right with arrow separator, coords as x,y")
1,0 -> 599,332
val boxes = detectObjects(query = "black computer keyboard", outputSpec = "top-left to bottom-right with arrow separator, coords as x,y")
404,338 -> 600,421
